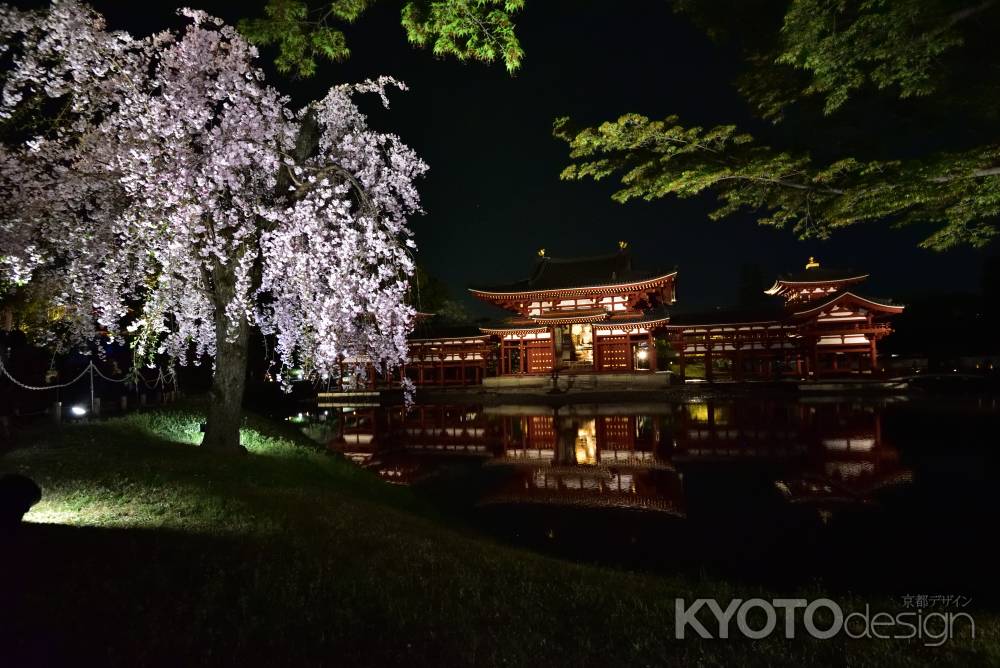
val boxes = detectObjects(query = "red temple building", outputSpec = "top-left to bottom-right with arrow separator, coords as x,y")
403,323 -> 491,386
469,243 -> 676,376
665,257 -> 902,380
399,248 -> 903,385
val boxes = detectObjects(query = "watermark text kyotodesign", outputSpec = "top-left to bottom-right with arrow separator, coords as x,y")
675,597 -> 975,646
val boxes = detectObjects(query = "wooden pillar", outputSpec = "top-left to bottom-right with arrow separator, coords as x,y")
869,336 -> 878,374
627,335 -> 635,373
705,331 -> 714,382
678,335 -> 686,382
648,332 -> 657,372
551,328 -> 558,373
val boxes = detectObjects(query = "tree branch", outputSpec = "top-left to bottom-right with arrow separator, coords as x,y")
716,174 -> 845,195
945,0 -> 996,29
931,166 -> 1000,182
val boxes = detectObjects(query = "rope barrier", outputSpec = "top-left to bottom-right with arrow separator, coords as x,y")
0,358 -> 93,390
0,357 -> 176,393
90,363 -> 133,384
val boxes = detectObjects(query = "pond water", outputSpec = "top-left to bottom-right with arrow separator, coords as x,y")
291,395 -> 999,597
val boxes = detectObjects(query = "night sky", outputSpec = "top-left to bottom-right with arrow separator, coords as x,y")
93,0 -> 997,314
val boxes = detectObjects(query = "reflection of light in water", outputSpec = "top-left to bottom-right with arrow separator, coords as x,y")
687,403 -> 709,423
575,419 -> 597,465
507,448 -> 554,460
599,450 -> 653,462
685,403 -> 731,425
825,461 -> 876,479
822,438 -> 875,451
612,473 -> 635,493
532,470 -> 559,489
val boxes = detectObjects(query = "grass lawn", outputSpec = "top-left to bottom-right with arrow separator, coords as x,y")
1,403 -> 996,666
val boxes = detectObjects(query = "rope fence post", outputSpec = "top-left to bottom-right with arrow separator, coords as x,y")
89,362 -> 95,416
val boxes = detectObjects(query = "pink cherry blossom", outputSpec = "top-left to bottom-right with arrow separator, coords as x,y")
0,1 -> 426,411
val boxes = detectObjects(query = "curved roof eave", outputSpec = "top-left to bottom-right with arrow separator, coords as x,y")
468,270 -> 679,300
791,291 -> 904,317
772,273 -> 870,288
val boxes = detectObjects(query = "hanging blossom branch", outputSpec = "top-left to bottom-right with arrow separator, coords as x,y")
0,1 -> 427,394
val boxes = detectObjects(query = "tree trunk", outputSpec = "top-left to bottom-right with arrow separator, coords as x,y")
198,112 -> 321,452
201,261 -> 250,454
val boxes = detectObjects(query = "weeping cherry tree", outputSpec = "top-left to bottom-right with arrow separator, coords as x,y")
0,1 -> 427,452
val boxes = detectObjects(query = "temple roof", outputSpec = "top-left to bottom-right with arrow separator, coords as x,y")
469,250 -> 676,295
665,299 -> 788,327
789,291 -> 903,317
593,304 -> 673,328
774,267 -> 869,283
408,322 -> 488,341
765,264 -> 869,296
477,316 -> 549,334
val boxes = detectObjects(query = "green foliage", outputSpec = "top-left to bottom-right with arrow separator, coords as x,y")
410,265 -> 473,323
775,0 -> 975,117
0,281 -> 80,348
401,0 -> 525,73
557,0 -> 1000,251
239,0 -> 1000,249
556,113 -> 1000,250
240,0 -> 525,77
238,0 -> 354,77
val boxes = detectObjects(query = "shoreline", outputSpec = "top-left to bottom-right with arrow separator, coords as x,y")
317,380 -> 929,408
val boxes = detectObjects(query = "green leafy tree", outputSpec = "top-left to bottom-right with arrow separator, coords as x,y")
242,1 -> 1000,250
557,0 -> 1000,251
409,266 -> 472,324
240,0 -> 525,77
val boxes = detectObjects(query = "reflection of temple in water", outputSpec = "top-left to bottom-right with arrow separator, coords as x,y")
328,405 -> 491,483
482,409 -> 683,515
673,400 -> 912,509
319,400 -> 911,513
